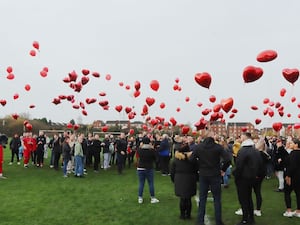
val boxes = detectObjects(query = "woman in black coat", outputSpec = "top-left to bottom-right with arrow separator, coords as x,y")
170,139 -> 198,220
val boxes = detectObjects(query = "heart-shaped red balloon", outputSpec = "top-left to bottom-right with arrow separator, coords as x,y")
170,117 -> 177,126
125,107 -> 132,114
160,102 -> 166,109
25,123 -> 33,131
134,81 -> 141,91
115,105 -> 123,112
255,118 -> 261,125
194,72 -> 211,89
0,99 -> 7,106
221,97 -> 234,113
279,88 -> 286,97
81,76 -> 89,85
243,66 -> 263,83
181,126 -> 190,135
282,68 -> 299,85
102,126 -> 108,132
194,118 -> 207,130
209,95 -> 216,103
256,50 -> 278,62
272,122 -> 282,132
294,123 -> 300,129
11,113 -> 19,120
133,90 -> 140,98
146,97 -> 155,106
81,69 -> 90,76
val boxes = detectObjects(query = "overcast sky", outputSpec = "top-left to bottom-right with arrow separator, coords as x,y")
1,0 -> 300,129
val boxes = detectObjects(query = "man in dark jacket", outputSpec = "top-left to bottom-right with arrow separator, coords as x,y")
188,131 -> 231,225
233,132 -> 263,225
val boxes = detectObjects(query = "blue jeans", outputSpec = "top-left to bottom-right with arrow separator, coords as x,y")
63,157 -> 70,176
137,169 -> 155,197
223,166 -> 231,186
198,175 -> 222,225
75,155 -> 83,176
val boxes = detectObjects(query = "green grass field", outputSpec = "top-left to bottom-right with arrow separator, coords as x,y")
0,148 -> 299,225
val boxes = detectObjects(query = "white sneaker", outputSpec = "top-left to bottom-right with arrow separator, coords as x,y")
294,212 -> 300,218
0,176 -> 7,179
17,162 -> 20,165
150,197 -> 159,204
138,197 -> 143,204
254,210 -> 262,216
8,162 -> 12,165
235,208 -> 243,215
283,211 -> 295,217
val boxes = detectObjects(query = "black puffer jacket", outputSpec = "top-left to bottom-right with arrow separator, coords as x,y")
171,145 -> 198,198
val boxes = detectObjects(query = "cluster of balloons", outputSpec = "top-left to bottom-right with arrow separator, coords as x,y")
2,41 -> 300,134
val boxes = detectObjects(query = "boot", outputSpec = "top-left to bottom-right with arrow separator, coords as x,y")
179,198 -> 186,219
185,198 -> 192,219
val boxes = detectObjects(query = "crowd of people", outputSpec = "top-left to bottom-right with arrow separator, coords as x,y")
2,129 -> 300,225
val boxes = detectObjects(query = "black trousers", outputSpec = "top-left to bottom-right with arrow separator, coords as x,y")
284,179 -> 300,209
92,150 -> 100,171
235,178 -> 256,222
159,155 -> 170,174
36,148 -> 44,165
11,149 -> 19,162
53,151 -> 61,170
252,177 -> 264,210
179,197 -> 192,218
117,153 -> 126,174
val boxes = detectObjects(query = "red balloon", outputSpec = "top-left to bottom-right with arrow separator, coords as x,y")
251,105 -> 258,110
105,74 -> 111,80
68,71 -> 78,82
241,127 -> 248,132
255,118 -> 261,125
170,117 -> 177,126
291,96 -> 296,103
63,77 -> 71,83
213,104 -> 222,112
99,92 -> 106,96
280,88 -> 286,97
6,73 -> 15,80
181,126 -> 190,135
80,102 -> 85,109
268,109 -> 274,117
52,98 -> 61,105
82,109 -> 88,116
29,49 -> 36,56
194,118 -> 207,130
24,84 -> 31,91
102,126 -> 108,132
86,98 -> 97,104
129,128 -> 135,135
146,97 -> 155,106
150,80 -> 160,91
282,68 -> 299,85
13,93 -> 19,100
287,113 -> 291,118
278,110 -> 284,117
119,81 -> 124,86
43,67 -> 49,72
231,108 -> 238,113
67,123 -> 73,129
202,108 -> 211,116
0,99 -> 7,106
209,95 -> 216,103
256,50 -> 278,62
176,107 -> 181,112
197,102 -> 203,107
125,85 -> 130,90
11,113 -> 19,120
92,72 -> 100,78
99,100 -> 109,107
229,113 -> 235,119
115,105 -> 123,112
263,98 -> 270,104
243,66 -> 263,83
210,112 -> 219,121
294,123 -> 300,129
185,96 -> 190,102
81,76 -> 89,85
142,105 -> 148,114
29,104 -> 35,109
221,97 -> 234,113
32,41 -> 39,50
6,66 -> 13,73
82,69 -> 90,76
125,107 -> 132,114
74,124 -> 80,130
133,90 -> 140,98
275,102 -> 281,108
160,102 -> 166,109
134,81 -> 141,91
25,123 -> 33,131
194,72 -> 211,89
40,70 -> 47,77
173,84 -> 179,91
272,122 -> 282,132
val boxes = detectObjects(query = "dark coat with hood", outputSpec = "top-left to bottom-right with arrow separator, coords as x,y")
171,144 -> 198,198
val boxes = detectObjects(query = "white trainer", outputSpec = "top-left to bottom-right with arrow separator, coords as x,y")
235,208 -> 243,215
150,198 -> 159,204
283,211 -> 295,217
254,210 -> 262,216
138,197 -> 143,204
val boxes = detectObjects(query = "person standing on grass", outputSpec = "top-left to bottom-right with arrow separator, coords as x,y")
23,132 -> 34,168
232,132 -> 262,225
283,138 -> 300,218
62,136 -> 71,178
187,131 -> 231,225
51,134 -> 62,171
136,136 -> 159,204
74,135 -> 84,177
102,134 -> 111,170
170,137 -> 198,220
115,132 -> 128,174
92,134 -> 101,172
9,133 -> 21,165
159,134 -> 171,176
36,131 -> 46,167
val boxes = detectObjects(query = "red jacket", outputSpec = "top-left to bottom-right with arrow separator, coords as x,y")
0,145 -> 3,163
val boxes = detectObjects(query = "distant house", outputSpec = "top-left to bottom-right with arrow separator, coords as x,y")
227,122 -> 256,138
92,120 -> 105,129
